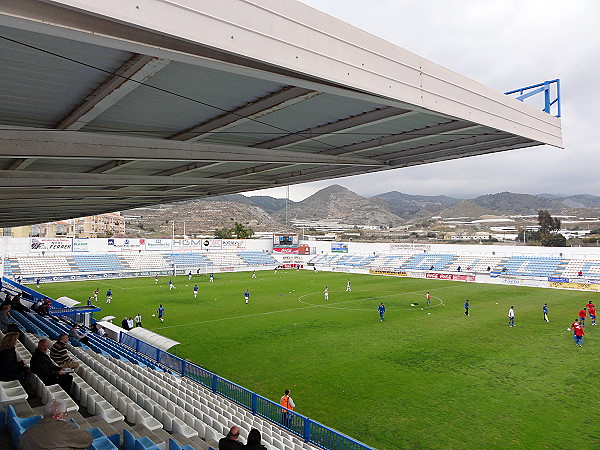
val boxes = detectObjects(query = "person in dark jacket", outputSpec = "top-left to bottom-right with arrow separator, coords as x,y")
0,332 -> 30,385
242,428 -> 267,450
30,338 -> 72,392
219,425 -> 244,449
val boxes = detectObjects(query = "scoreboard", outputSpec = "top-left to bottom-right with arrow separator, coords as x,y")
273,234 -> 299,253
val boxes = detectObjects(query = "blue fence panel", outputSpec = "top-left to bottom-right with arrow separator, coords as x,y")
137,340 -> 159,361
118,335 -> 375,450
214,376 -> 253,410
308,421 -> 372,450
159,352 -> 185,373
184,363 -> 213,388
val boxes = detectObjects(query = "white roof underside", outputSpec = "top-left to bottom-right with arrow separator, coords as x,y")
0,0 -> 562,227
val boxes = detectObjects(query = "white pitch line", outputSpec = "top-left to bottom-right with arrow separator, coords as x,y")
154,303 -> 324,330
155,288 -> 447,330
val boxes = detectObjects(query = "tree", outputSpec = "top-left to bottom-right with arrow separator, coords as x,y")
538,210 -> 561,237
214,227 -> 233,239
537,210 -> 564,246
232,222 -> 253,239
545,233 -> 567,247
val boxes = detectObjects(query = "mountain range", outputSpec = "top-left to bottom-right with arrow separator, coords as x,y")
123,186 -> 600,236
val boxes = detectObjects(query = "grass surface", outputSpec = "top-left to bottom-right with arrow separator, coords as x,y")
32,270 -> 600,449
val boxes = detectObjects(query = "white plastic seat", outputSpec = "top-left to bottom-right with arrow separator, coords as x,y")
172,417 -> 197,438
0,380 -> 28,402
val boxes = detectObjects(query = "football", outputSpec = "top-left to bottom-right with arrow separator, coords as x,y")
152,314 -> 155,317
567,328 -> 571,331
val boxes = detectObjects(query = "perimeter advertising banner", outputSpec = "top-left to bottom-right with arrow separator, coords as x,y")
107,238 -> 145,252
390,243 -> 431,252
370,269 -> 407,276
30,238 -> 73,253
202,239 -> 222,250
173,239 -> 205,251
222,239 -> 246,250
272,247 -> 299,254
144,239 -> 172,251
426,273 -> 475,282
331,243 -> 348,253
548,281 -> 600,291
72,238 -> 90,253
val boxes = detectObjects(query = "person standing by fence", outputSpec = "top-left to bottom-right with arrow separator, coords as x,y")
280,389 -> 295,428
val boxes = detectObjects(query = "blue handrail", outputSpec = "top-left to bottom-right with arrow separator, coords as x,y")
120,333 -> 374,450
504,79 -> 561,117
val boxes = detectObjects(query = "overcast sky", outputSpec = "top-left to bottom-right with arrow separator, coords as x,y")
244,0 -> 599,201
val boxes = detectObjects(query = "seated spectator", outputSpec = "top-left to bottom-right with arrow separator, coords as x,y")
9,293 -> 29,313
0,304 -> 20,334
30,338 -> 73,392
50,333 -> 80,372
0,332 -> 30,385
578,270 -> 583,277
219,425 -> 244,449
121,316 -> 130,330
1,294 -> 12,307
19,399 -> 93,449
242,428 -> 267,450
69,324 -> 89,345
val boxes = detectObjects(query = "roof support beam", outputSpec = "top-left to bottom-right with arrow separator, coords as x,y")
0,189 -> 206,200
0,170 -> 271,187
211,121 -> 482,180
252,107 -> 414,149
55,55 -> 171,131
0,128 -> 384,167
169,86 -> 321,141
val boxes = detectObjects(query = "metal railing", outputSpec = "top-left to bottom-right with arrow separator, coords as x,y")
504,79 -> 561,117
119,333 -> 374,450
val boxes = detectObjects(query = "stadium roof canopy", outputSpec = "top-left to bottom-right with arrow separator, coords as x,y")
0,0 -> 563,227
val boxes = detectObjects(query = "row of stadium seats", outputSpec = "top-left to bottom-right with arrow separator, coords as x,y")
5,308 -> 320,450
5,251 -> 277,277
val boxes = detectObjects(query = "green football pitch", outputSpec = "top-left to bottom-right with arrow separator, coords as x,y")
31,270 -> 599,449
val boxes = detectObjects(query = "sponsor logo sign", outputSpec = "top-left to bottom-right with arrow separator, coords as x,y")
202,239 -> 222,250
173,239 -> 204,251
370,269 -> 407,276
30,238 -> 73,252
145,239 -> 172,251
73,238 -> 90,252
107,238 -> 145,251
219,266 -> 235,272
331,243 -> 348,253
222,239 -> 246,250
390,243 -> 431,252
426,273 -> 475,282
548,277 -> 569,283
549,281 -> 599,291
272,247 -> 299,254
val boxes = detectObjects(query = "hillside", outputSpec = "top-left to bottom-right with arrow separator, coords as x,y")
470,192 -> 565,215
373,191 -> 460,219
272,184 -> 403,226
124,200 -> 284,237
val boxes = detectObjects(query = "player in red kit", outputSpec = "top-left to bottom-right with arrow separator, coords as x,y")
570,319 -> 582,345
578,308 -> 587,327
588,303 -> 596,326
574,323 -> 585,347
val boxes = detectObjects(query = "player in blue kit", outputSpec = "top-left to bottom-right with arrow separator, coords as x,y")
193,285 -> 199,299
157,304 -> 165,322
378,303 -> 386,321
244,290 -> 250,304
